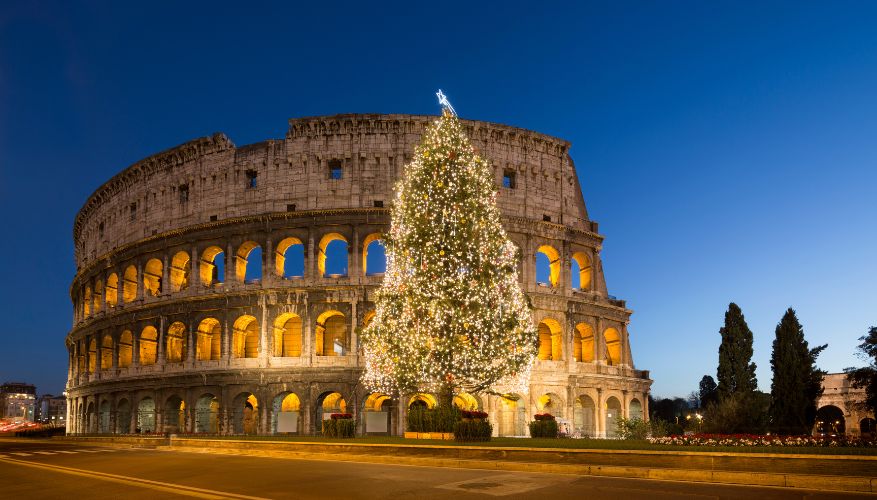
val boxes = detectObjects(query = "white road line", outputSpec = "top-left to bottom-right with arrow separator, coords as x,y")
75,449 -> 100,453
55,451 -> 78,454
33,451 -> 56,455
11,452 -> 32,456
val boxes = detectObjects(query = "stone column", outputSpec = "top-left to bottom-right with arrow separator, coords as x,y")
190,245 -> 200,289
596,389 -> 605,438
594,317 -> 605,365
349,301 -> 357,356
225,242 -> 234,286
157,315 -> 167,366
264,238 -> 274,287
136,261 -> 144,301
643,393 -> 650,422
351,227 -> 360,279
622,390 -> 629,419
259,296 -> 269,367
161,254 -> 170,296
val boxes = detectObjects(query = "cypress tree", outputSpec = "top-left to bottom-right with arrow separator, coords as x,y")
769,308 -> 826,434
716,303 -> 758,401
699,375 -> 718,408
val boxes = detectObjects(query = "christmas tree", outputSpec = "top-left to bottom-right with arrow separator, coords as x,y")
360,94 -> 538,404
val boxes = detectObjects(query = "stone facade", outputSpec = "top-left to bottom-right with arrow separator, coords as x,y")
65,114 -> 651,438
815,373 -> 875,437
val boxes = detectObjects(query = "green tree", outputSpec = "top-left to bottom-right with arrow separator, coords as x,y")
768,308 -> 827,435
360,107 -> 538,404
698,375 -> 718,408
846,326 -> 877,415
717,303 -> 758,401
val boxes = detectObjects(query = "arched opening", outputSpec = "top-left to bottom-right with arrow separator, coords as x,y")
200,246 -> 225,287
535,245 -> 560,287
364,393 -> 393,435
100,334 -> 113,370
163,395 -> 185,433
273,313 -> 302,357
165,322 -> 187,363
232,315 -> 259,358
196,318 -> 222,361
630,399 -> 643,420
815,405 -> 846,436
86,402 -> 95,432
318,233 -> 348,277
195,394 -> 220,433
275,237 -> 304,279
118,330 -> 133,368
407,393 -> 437,410
235,241 -> 262,283
232,393 -> 259,435
98,400 -> 111,433
570,252 -> 592,291
362,310 -> 375,329
123,265 -> 137,302
537,319 -> 563,361
93,279 -> 103,314
315,310 -> 347,356
87,338 -> 97,373
498,394 -> 526,437
83,287 -> 92,317
362,233 -> 386,276
860,418 -> 876,438
106,273 -> 118,307
574,323 -> 595,362
139,326 -> 158,365
143,258 -> 163,297
170,251 -> 191,292
136,398 -> 156,433
574,395 -> 596,437
77,341 -> 86,376
537,393 -> 564,418
316,392 -> 347,430
116,399 -> 131,434
604,328 -> 621,366
605,396 -> 622,438
453,392 -> 482,411
272,393 -> 301,434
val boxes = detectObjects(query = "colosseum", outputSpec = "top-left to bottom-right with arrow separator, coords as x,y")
65,114 -> 652,438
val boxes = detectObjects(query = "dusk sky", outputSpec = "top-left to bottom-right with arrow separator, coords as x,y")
1,1 -> 875,399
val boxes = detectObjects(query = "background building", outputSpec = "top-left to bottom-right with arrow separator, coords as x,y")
36,394 -> 68,427
815,373 -> 875,438
0,382 -> 36,422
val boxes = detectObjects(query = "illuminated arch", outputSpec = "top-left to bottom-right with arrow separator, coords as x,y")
196,318 -> 222,361
163,395 -> 185,433
139,326 -> 158,365
603,327 -> 621,366
364,393 -> 392,412
123,265 -> 137,302
272,392 -> 301,434
170,251 -> 191,292
362,233 -> 386,276
232,315 -> 259,358
497,394 -> 526,436
537,392 -> 564,418
232,393 -> 259,434
83,287 -> 92,317
118,330 -> 133,368
574,323 -> 595,363
273,313 -> 302,357
199,246 -> 225,286
87,338 -> 97,373
106,273 -> 118,307
195,393 -> 220,433
274,237 -> 304,278
453,392 -> 482,410
537,318 -> 563,361
407,393 -> 437,410
315,310 -> 346,356
570,252 -> 592,290
629,398 -> 643,420
100,334 -> 113,370
93,279 -> 103,314
574,395 -> 596,436
535,245 -> 560,287
605,396 -> 622,437
318,233 -> 348,277
143,258 -> 163,296
136,397 -> 156,433
166,321 -> 187,363
361,310 -> 375,329
815,405 -> 846,435
235,241 -> 261,283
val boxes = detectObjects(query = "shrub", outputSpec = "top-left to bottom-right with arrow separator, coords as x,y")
529,419 -> 559,438
454,419 -> 492,442
461,410 -> 488,420
615,417 -> 651,440
534,413 -> 556,421
322,414 -> 354,438
407,405 -> 460,433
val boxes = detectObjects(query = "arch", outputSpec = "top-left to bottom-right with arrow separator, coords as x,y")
537,319 -> 563,361
170,251 -> 191,292
143,258 -> 162,296
275,237 -> 304,278
235,241 -> 262,283
139,326 -> 158,365
162,395 -> 185,433
860,418 -> 876,438
196,318 -> 222,361
232,315 -> 259,358
407,393 -> 437,410
195,393 -> 220,433
537,392 -> 564,418
316,391 -> 347,426
604,327 -> 621,366
497,394 -> 526,437
77,340 -> 86,375
86,401 -> 95,432
98,400 -> 111,433
815,405 -> 846,436
315,310 -> 347,356
362,310 -> 376,329
629,398 -> 643,420
83,286 -> 92,317
362,233 -> 386,276
106,273 -> 119,307
136,397 -> 156,433
574,323 -> 595,362
199,246 -> 225,286
574,395 -> 596,437
100,334 -> 113,370
318,233 -> 348,277
535,245 -> 560,287
272,392 -> 301,434
118,330 -> 133,368
273,313 -> 302,357
363,393 -> 393,435
115,398 -> 131,434
605,396 -> 622,438
453,392 -> 482,411
87,338 -> 97,373
570,252 -> 592,290
231,393 -> 259,434
93,279 -> 103,314
165,321 -> 187,363
122,265 -> 137,302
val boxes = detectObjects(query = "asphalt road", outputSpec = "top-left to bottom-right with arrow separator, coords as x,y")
0,438 -> 871,499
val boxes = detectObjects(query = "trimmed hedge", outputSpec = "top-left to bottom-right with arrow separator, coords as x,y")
454,419 -> 492,442
406,405 -> 460,433
529,419 -> 559,438
322,417 -> 355,438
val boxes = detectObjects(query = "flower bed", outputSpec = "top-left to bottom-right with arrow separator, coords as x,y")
648,433 -> 877,448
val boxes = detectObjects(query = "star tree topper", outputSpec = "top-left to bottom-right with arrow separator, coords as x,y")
436,89 -> 457,116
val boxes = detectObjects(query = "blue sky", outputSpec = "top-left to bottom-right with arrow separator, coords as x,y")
1,1 -> 875,398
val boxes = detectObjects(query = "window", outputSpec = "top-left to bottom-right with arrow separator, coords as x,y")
287,204 -> 296,212
209,215 -> 218,222
329,159 -> 343,180
373,200 -> 384,208
503,169 -> 516,189
542,214 -> 552,222
179,184 -> 189,203
245,170 -> 258,188
129,203 -> 137,222
98,222 -> 104,238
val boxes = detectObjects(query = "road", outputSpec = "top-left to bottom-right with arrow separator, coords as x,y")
0,438 -> 870,499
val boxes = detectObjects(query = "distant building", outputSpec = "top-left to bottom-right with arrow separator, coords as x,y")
36,394 -> 68,426
0,382 -> 37,422
814,373 -> 875,438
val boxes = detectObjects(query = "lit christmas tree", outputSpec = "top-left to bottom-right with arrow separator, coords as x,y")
360,92 -> 538,405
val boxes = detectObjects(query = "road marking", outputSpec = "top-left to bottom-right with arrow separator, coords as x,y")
11,452 -> 32,456
0,456 -> 270,499
55,451 -> 78,454
75,449 -> 100,453
33,451 -> 56,455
